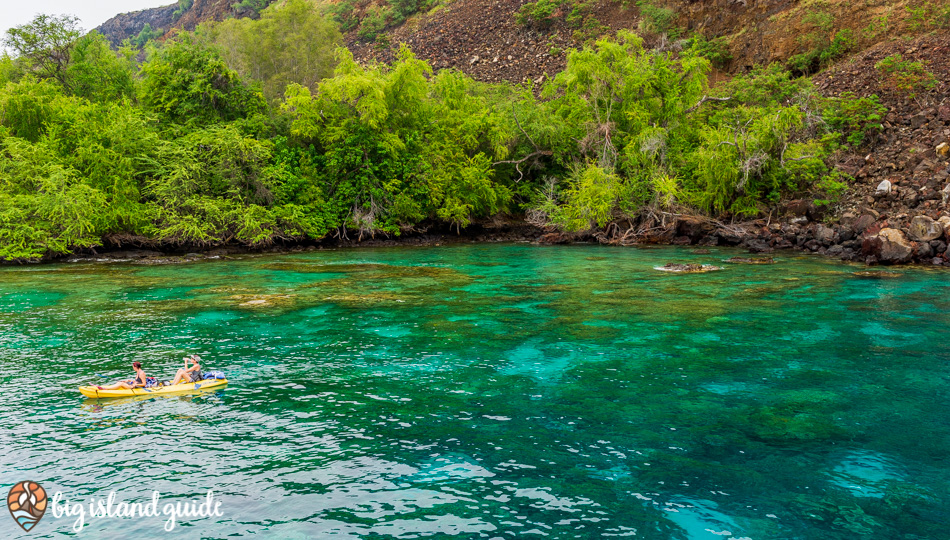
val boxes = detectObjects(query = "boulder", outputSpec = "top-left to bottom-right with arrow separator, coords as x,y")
908,215 -> 944,241
938,216 -> 950,238
876,179 -> 892,195
815,224 -> 836,245
676,217 -> 714,242
784,199 -> 810,217
852,214 -> 876,234
938,142 -> 949,158
863,228 -> 915,263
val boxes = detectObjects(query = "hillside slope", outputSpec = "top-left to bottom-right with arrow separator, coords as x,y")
345,0 -> 936,83
97,0 -> 938,84
96,0 -> 245,46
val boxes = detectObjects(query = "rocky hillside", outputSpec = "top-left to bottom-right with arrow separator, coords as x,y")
805,31 -> 950,265
346,0 -> 937,85
647,30 -> 950,266
96,0 -> 243,46
96,3 -> 178,46
99,0 -> 936,84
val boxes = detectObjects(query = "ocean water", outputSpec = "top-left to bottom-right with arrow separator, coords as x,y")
0,244 -> 947,539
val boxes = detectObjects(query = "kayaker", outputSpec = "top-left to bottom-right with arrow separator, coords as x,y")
98,362 -> 157,390
170,355 -> 203,386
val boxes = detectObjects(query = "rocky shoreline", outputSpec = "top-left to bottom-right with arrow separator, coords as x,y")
12,211 -> 950,268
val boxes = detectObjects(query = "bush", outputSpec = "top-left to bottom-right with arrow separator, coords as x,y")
173,0 -> 193,19
787,11 -> 853,75
874,54 -> 937,93
516,0 -> 565,29
721,63 -> 810,106
356,6 -> 395,42
637,0 -> 678,37
205,0 -> 341,101
686,34 -> 732,69
330,0 -> 360,32
231,0 -> 274,16
138,34 -> 266,124
132,23 -> 163,48
907,4 -> 950,30
334,0 -> 433,41
823,92 -> 886,148
819,29 -> 854,65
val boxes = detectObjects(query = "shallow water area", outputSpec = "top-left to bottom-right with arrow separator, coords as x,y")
0,244 -> 948,538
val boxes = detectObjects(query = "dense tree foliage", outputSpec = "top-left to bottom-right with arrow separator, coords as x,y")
0,7 -> 872,260
205,0 -> 341,101
3,14 -> 82,90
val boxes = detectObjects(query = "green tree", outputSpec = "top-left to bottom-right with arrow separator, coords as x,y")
132,23 -> 164,48
3,14 -> 82,91
138,34 -> 266,125
283,47 -> 513,234
206,0 -> 341,101
529,31 -> 709,229
66,32 -> 137,102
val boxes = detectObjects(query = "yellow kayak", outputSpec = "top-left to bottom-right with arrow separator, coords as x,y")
79,378 -> 228,398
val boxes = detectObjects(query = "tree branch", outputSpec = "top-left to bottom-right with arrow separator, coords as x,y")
686,95 -> 731,114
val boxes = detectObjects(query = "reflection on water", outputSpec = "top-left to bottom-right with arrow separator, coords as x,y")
0,244 -> 948,538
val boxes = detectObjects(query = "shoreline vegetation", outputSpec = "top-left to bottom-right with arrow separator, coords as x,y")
0,1 -> 915,265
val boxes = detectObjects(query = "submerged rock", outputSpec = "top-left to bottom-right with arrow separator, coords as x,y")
654,263 -> 722,273
724,256 -> 775,264
852,270 -> 901,279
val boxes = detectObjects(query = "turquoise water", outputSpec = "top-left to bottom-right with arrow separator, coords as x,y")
0,244 -> 948,538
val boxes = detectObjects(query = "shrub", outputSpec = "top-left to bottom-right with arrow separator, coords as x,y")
516,0 -> 565,29
356,6 -> 394,41
132,23 -> 163,48
138,34 -> 266,124
173,0 -> 193,19
861,14 -> 889,41
823,92 -> 886,148
874,54 -> 937,92
637,0 -> 678,37
819,29 -> 854,65
330,0 -> 360,32
686,34 -> 732,69
231,0 -> 274,16
788,11 -> 853,75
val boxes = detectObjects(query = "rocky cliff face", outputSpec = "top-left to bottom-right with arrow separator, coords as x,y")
96,3 -> 178,47
95,0 -> 239,47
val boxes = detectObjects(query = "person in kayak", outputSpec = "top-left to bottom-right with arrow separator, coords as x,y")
170,355 -> 203,386
98,362 -> 158,390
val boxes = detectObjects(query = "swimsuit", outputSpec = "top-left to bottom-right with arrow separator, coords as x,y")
128,377 -> 158,388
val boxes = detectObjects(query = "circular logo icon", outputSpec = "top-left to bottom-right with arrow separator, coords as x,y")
7,481 -> 47,532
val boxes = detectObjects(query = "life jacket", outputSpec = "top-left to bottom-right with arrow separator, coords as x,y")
202,371 -> 226,380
